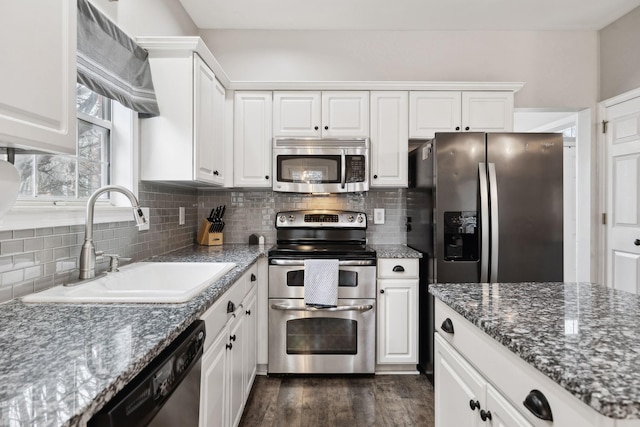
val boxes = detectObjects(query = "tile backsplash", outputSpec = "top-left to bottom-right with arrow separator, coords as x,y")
0,186 -> 405,302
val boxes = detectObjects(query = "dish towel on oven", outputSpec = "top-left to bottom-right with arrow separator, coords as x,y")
304,259 -> 339,307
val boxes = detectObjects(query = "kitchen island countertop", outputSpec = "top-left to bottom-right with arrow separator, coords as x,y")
429,281 -> 640,420
0,244 -> 267,427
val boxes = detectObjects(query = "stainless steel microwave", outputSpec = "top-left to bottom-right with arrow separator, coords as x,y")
272,138 -> 370,193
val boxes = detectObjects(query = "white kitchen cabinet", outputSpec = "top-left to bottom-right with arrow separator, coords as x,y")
376,258 -> 418,365
0,0 -> 76,154
199,263 -> 259,427
370,91 -> 409,187
409,91 -> 514,138
138,38 -> 226,186
434,299 -> 617,427
234,92 -> 273,188
273,91 -> 369,138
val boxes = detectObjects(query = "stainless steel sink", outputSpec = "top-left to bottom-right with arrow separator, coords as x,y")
22,262 -> 236,303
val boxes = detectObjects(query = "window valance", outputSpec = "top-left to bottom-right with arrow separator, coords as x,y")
76,0 -> 159,118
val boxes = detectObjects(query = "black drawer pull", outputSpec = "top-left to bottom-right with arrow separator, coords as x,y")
227,301 -> 236,313
251,273 -> 257,281
226,343 -> 233,350
392,265 -> 405,272
523,389 -> 553,421
441,318 -> 454,334
480,410 -> 492,421
635,239 -> 640,246
230,334 -> 236,342
469,400 -> 480,411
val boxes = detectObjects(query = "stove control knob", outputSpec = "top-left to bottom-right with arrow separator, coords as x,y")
357,215 -> 364,223
288,215 -> 296,222
347,215 -> 354,222
278,215 -> 286,223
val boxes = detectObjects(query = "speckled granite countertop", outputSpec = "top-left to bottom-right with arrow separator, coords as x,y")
429,282 -> 640,420
369,244 -> 422,258
0,244 -> 266,427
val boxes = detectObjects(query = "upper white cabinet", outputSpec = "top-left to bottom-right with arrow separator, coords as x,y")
138,38 -> 226,186
370,92 -> 409,188
0,1 -> 76,154
273,91 -> 369,138
409,91 -> 514,138
234,92 -> 273,188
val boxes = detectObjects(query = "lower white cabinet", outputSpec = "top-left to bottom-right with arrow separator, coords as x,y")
199,264 -> 258,427
376,259 -> 418,366
435,334 -> 531,427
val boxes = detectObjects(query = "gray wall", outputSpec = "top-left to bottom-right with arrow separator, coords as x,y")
197,189 -> 406,245
600,5 -> 640,100
200,29 -> 599,109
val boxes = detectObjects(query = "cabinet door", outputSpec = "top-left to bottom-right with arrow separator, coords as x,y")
370,91 -> 409,188
243,289 -> 258,398
234,92 -> 273,187
0,0 -> 76,154
486,384 -> 533,427
377,279 -> 418,363
409,92 -> 462,138
462,92 -> 514,132
434,334 -> 485,427
321,92 -> 369,137
200,328 -> 229,427
228,313 -> 246,427
194,55 -> 219,183
273,92 -> 321,137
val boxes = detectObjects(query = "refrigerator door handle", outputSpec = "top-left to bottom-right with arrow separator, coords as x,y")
488,163 -> 499,282
478,163 -> 489,283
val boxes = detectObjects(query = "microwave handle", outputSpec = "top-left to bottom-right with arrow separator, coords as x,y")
341,150 -> 346,189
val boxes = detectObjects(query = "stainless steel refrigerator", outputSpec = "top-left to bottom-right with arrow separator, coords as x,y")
408,132 -> 564,377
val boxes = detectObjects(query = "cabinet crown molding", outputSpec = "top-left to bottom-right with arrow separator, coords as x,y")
228,81 -> 525,92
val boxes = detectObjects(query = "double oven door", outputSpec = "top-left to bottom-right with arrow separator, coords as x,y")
268,261 -> 376,374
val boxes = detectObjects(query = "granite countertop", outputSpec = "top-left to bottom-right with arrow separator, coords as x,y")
0,244 -> 267,427
429,282 -> 640,420
369,244 -> 422,258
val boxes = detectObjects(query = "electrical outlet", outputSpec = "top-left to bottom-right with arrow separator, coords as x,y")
178,207 -> 185,225
139,207 -> 150,231
374,208 -> 385,224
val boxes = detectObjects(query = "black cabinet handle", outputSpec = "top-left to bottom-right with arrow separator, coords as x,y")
480,410 -> 492,421
265,175 -> 269,180
469,400 -> 480,411
441,318 -> 454,334
635,239 -> 640,246
455,126 -> 460,131
324,125 -> 329,130
523,389 -> 553,421
251,273 -> 257,282
380,289 -> 385,294
392,265 -> 405,272
226,343 -> 233,350
373,174 -> 378,179
246,309 -> 251,315
314,126 -> 319,130
213,170 -> 219,176
227,301 -> 236,313
230,334 -> 236,342
465,126 -> 470,131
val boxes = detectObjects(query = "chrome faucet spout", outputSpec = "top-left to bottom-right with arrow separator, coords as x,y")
79,185 -> 147,280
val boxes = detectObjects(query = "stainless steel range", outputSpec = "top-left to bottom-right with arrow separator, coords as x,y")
268,210 -> 377,374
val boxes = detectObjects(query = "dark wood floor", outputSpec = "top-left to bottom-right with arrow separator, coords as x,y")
239,374 -> 435,427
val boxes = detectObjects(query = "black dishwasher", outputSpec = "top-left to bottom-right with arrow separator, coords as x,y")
89,320 -> 205,427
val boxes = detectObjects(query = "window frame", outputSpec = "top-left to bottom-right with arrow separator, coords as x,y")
0,101 -> 140,231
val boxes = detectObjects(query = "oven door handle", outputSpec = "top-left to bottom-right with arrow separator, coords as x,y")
269,259 -> 376,266
270,303 -> 374,312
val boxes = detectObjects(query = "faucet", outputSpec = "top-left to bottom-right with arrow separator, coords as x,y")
78,185 -> 147,280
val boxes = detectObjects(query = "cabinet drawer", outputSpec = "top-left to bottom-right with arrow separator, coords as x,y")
377,258 -> 419,279
200,280 -> 245,352
435,300 -> 615,427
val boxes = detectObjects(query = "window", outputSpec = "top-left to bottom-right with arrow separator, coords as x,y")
11,84 -> 111,201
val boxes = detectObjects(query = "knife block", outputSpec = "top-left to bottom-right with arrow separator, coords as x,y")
197,218 -> 223,246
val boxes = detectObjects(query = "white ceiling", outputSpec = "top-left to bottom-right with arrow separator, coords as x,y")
179,0 -> 640,31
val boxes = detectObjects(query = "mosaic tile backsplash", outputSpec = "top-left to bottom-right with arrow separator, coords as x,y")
0,187 -> 405,302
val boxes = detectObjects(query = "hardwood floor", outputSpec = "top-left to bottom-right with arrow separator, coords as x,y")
239,374 -> 435,427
